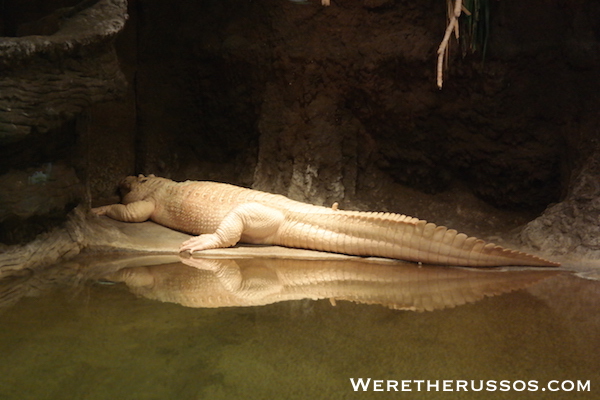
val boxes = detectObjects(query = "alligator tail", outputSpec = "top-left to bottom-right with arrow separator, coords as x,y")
277,209 -> 559,267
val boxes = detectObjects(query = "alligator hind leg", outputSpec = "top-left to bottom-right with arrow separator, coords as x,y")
180,203 -> 285,253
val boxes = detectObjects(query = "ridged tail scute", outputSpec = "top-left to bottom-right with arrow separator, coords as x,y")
278,209 -> 560,267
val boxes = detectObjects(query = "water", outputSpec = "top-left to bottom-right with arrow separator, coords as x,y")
0,254 -> 598,400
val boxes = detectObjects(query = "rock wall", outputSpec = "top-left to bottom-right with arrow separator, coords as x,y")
0,0 -> 128,139
0,0 -> 129,244
126,0 -> 597,210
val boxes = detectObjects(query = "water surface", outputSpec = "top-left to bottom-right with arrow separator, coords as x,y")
0,255 -> 598,400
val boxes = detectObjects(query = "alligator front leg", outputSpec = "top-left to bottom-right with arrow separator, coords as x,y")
180,203 -> 285,253
92,200 -> 155,222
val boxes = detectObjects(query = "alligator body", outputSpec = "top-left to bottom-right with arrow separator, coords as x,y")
92,175 -> 559,267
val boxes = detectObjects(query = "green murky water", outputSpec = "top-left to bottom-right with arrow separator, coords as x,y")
0,256 -> 598,400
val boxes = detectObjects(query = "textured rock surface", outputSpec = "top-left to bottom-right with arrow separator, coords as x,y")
0,164 -> 83,244
521,147 -> 600,261
0,0 -> 129,244
0,0 -> 128,141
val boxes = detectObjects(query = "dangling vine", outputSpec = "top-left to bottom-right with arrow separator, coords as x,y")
437,0 -> 491,89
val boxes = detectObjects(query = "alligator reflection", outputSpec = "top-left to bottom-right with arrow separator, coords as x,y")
98,256 -> 562,312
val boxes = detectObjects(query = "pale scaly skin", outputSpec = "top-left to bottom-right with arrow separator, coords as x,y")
102,257 -> 563,311
92,175 -> 560,267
